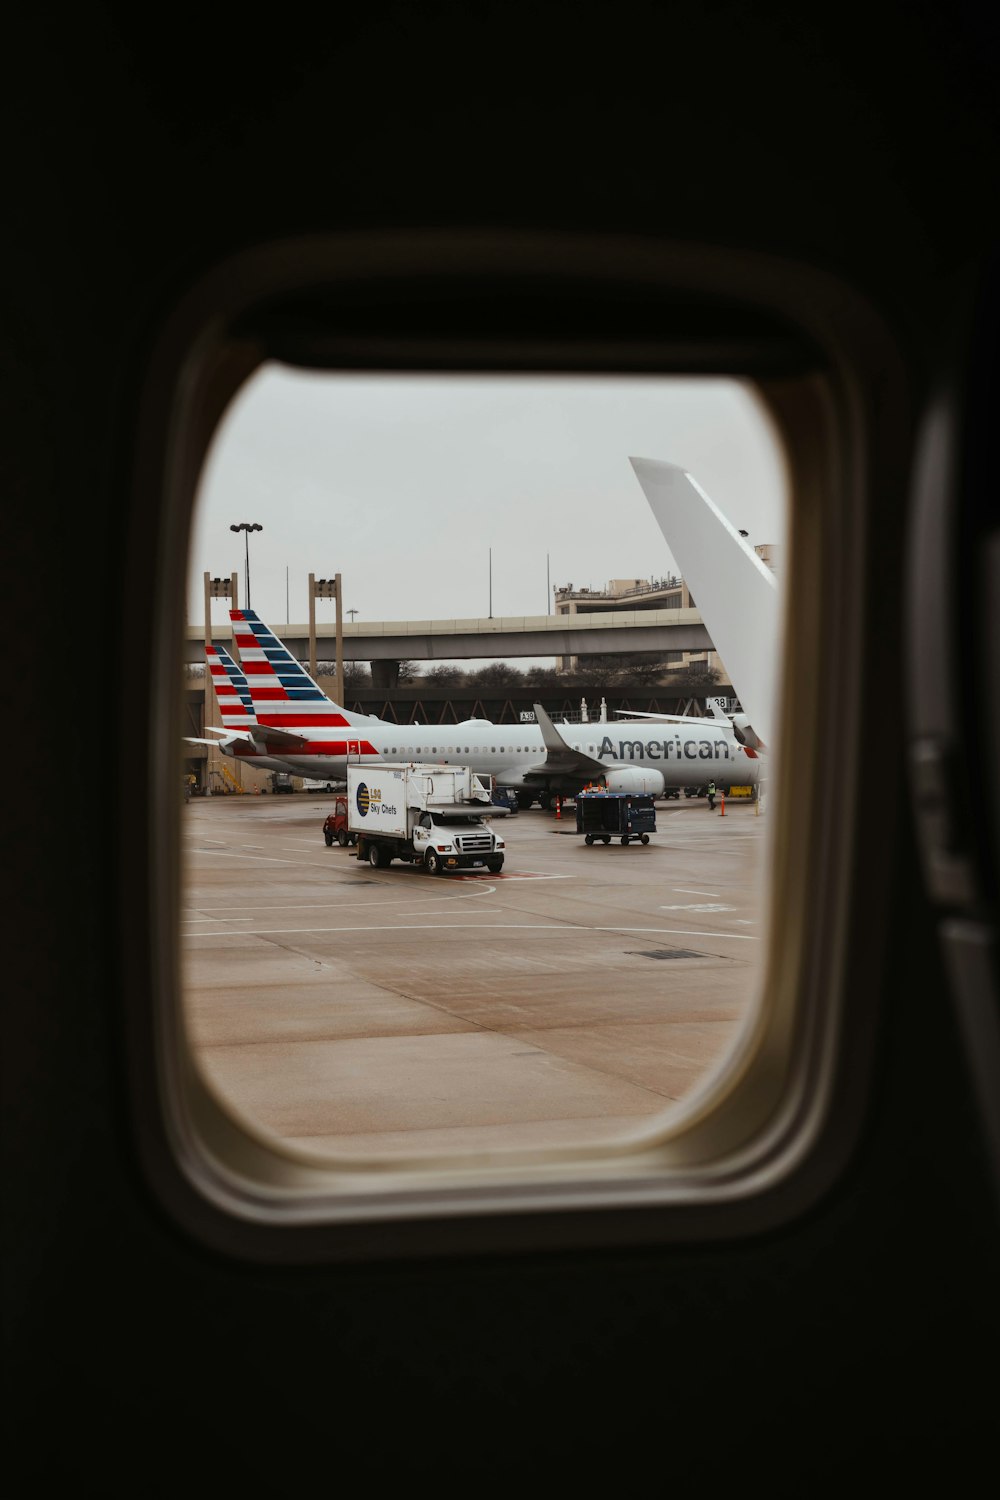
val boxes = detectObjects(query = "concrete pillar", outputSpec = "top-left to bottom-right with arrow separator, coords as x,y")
308,572 -> 316,678
371,660 -> 400,690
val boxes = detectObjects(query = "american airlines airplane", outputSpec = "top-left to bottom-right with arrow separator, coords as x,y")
197,607 -> 761,805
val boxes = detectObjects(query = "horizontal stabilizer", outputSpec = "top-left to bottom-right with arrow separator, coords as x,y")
185,734 -> 256,754
246,724 -> 311,750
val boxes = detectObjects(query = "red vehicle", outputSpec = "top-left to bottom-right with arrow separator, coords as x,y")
322,796 -> 357,847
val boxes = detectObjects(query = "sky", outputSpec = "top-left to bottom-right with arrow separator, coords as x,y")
188,368 -> 788,663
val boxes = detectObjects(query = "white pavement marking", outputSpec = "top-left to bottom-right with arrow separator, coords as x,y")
660,903 -> 735,912
184,922 -> 758,940
181,884 -> 493,913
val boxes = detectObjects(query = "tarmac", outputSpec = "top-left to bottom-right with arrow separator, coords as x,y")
182,790 -> 768,1162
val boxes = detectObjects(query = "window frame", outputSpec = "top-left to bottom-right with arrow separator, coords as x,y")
121,230 -> 906,1263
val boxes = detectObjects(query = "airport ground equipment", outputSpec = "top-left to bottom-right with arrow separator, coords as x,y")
270,772 -> 294,793
575,790 -> 656,845
347,763 -> 507,874
322,796 -> 355,847
491,787 -> 520,814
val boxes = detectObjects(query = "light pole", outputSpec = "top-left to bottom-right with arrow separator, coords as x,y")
202,571 -> 239,792
309,573 -> 343,705
230,522 -> 262,609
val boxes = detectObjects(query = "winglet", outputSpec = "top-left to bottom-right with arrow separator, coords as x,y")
532,701 -> 571,753
629,458 -> 780,748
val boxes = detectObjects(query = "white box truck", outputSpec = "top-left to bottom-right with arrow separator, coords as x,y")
347,763 -> 507,874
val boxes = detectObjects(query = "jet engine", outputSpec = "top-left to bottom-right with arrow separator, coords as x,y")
731,715 -> 765,751
603,767 -> 667,796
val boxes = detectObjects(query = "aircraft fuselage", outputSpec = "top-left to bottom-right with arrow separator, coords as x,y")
218,719 -> 761,790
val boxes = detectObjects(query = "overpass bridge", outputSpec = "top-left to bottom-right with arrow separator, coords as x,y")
186,607 -> 713,684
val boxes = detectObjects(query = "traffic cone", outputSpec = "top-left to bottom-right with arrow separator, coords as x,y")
720,794 -> 725,816
555,797 -> 561,819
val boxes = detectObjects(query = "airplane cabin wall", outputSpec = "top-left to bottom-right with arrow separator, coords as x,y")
6,4 -> 1000,1489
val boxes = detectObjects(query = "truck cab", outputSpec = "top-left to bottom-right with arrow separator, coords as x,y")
410,809 -> 505,875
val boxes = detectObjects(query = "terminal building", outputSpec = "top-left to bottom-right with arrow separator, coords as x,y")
553,544 -> 779,672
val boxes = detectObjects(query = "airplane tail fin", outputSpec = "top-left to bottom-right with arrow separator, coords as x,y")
629,458 -> 780,749
206,643 -> 258,731
230,609 -> 374,729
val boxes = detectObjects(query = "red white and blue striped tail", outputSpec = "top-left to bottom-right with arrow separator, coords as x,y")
230,609 -> 371,729
206,643 -> 258,730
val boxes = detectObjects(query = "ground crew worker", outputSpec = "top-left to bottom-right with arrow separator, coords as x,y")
707,780 -> 716,810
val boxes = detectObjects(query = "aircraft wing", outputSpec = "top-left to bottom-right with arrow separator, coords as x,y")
630,458 -> 780,748
517,703 -> 608,784
613,709 -> 714,724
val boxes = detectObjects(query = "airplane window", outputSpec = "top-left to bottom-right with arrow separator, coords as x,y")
172,318 -> 826,1252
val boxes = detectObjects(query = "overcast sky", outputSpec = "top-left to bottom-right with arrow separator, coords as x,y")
188,367 -> 787,662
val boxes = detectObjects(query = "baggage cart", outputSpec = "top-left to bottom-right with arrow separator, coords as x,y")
575,790 -> 656,845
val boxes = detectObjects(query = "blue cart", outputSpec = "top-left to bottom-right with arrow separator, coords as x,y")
575,790 -> 656,845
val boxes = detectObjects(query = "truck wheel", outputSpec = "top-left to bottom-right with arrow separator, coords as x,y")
584,835 -> 594,845
640,834 -> 650,845
368,844 -> 382,869
324,832 -> 334,846
486,857 -> 504,873
350,834 -> 358,846
337,829 -> 349,847
424,849 -> 442,876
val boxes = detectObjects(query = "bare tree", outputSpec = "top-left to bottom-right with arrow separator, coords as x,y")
669,664 -> 720,694
469,661 -> 524,687
425,664 -> 468,686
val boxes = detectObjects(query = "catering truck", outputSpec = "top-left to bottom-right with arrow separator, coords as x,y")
347,763 -> 507,874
